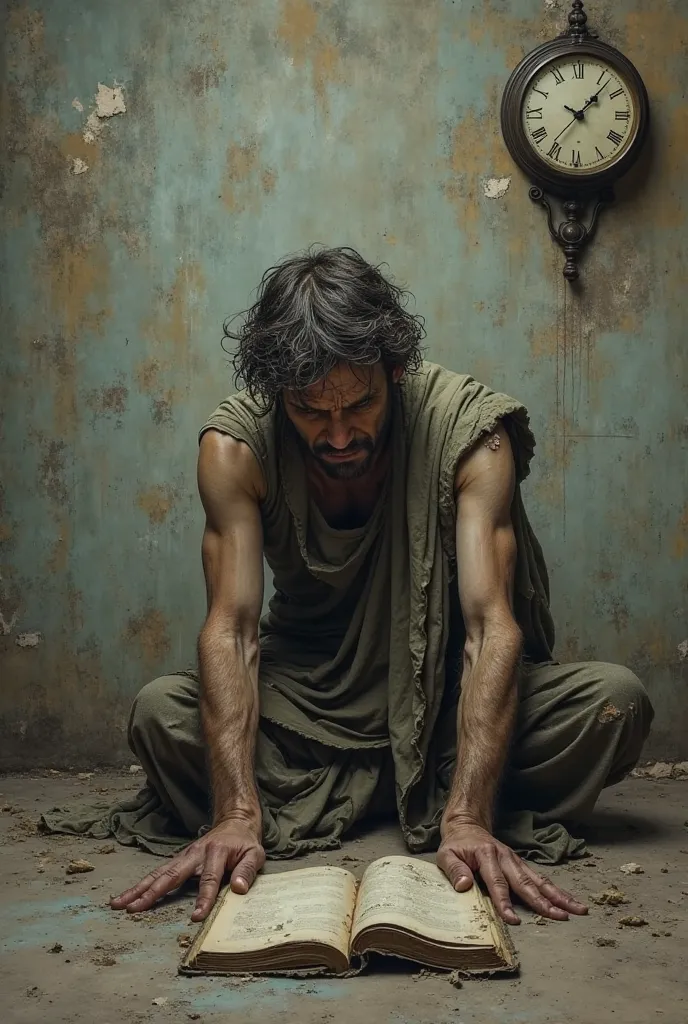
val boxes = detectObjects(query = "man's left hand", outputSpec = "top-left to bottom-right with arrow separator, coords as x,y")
437,821 -> 588,924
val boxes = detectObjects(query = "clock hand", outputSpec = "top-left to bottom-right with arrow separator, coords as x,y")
553,113 -> 581,143
580,80 -> 609,111
554,81 -> 611,143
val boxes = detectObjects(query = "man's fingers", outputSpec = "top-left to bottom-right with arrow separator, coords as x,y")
475,847 -> 520,925
191,845 -> 229,922
229,845 -> 265,895
124,855 -> 198,913
530,872 -> 588,916
437,847 -> 475,892
501,857 -> 568,921
110,866 -> 173,909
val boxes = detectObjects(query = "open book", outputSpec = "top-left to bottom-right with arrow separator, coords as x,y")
180,855 -> 517,977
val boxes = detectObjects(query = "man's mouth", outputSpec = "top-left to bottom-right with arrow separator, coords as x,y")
321,449 -> 365,461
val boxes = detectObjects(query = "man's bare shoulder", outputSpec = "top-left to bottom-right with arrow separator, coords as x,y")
198,430 -> 267,505
455,421 -> 515,498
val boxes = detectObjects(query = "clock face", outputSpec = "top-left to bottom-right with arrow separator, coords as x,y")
521,56 -> 638,173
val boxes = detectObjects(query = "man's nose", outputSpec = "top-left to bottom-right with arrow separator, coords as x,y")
326,415 -> 353,450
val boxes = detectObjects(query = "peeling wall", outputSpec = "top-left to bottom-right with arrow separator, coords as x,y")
1,0 -> 686,766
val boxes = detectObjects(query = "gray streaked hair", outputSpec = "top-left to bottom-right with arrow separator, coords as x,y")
224,245 -> 425,408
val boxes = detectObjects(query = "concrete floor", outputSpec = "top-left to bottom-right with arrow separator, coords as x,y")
1,773 -> 686,1024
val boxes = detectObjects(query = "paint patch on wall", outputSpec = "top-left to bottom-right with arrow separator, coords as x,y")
15,632 -> 43,649
678,640 -> 688,662
72,98 -> 84,113
83,83 -> 126,144
70,157 -> 88,175
95,83 -> 126,118
483,176 -> 511,199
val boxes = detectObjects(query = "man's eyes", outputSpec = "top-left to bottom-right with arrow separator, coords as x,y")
295,398 -> 373,417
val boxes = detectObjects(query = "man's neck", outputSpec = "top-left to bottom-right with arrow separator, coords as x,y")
304,442 -> 391,529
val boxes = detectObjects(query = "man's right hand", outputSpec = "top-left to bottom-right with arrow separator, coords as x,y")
110,818 -> 265,922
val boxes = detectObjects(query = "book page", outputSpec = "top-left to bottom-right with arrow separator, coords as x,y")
200,867 -> 357,958
351,856 -> 494,946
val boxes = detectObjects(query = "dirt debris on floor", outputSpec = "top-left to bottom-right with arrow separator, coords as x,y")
0,770 -> 687,1023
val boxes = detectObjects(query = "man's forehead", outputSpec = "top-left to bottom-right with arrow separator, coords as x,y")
288,364 -> 380,407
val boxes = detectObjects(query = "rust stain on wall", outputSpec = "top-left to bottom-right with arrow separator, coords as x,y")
37,437 -> 68,506
312,42 -> 340,111
261,168 -> 277,193
529,323 -> 557,360
277,0 -> 341,117
463,1 -> 561,73
6,4 -> 46,55
624,10 -> 686,95
277,0 -> 319,66
186,58 -> 228,95
151,391 -> 176,426
136,358 -> 162,395
59,132 -> 99,170
86,377 -> 129,422
136,484 -> 178,524
49,242 -> 112,343
124,608 -> 171,666
222,140 -> 260,211
143,263 -> 205,378
673,504 -> 688,559
444,104 -> 513,249
47,513 -> 70,575
220,139 -> 278,213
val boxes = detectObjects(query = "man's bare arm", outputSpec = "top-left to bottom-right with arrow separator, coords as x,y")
111,431 -> 267,921
443,423 -> 521,830
198,430 -> 265,831
436,424 -> 587,924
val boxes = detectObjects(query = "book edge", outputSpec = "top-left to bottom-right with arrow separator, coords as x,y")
179,884 -> 229,974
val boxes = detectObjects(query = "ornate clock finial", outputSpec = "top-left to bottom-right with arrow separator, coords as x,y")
566,2 -> 591,41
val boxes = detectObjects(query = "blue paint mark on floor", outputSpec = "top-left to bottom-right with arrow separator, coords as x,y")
188,978 -> 351,1012
0,894 -> 117,952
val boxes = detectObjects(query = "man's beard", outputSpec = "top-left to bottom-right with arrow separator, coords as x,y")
311,437 -> 376,479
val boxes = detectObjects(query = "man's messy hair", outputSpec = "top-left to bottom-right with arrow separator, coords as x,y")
225,245 -> 425,408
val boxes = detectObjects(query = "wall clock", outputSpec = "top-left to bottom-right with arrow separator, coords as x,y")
500,1 -> 650,281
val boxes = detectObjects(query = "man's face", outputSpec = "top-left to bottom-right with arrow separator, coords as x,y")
283,362 -> 402,480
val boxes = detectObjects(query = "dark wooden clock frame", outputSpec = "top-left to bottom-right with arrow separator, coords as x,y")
500,1 -> 650,281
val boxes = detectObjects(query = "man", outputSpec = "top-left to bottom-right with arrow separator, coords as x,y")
47,247 -> 652,925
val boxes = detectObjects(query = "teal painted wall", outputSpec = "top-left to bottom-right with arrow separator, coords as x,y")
1,0 -> 686,766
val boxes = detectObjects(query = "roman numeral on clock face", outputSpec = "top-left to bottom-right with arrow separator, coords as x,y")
615,110 -> 630,120
609,87 -> 624,99
573,62 -> 584,80
607,129 -> 623,146
526,107 -> 543,119
547,141 -> 562,161
531,126 -> 548,143
572,150 -> 582,167
551,66 -> 565,85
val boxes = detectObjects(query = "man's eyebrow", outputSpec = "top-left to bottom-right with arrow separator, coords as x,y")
289,388 -> 379,412
344,389 -> 377,409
